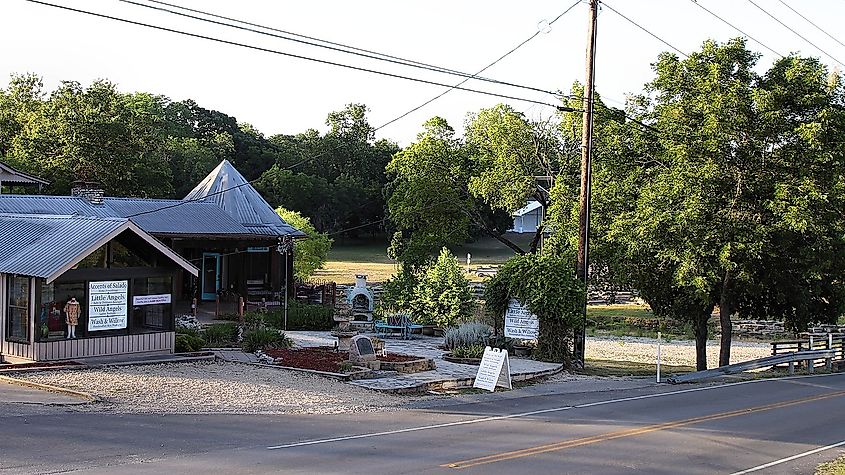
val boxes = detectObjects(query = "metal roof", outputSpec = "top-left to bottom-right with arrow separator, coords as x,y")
0,161 -> 50,186
184,160 -> 305,237
0,195 -> 278,237
0,214 -> 198,281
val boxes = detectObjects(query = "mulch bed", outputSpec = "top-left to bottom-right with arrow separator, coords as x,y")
263,346 -> 424,372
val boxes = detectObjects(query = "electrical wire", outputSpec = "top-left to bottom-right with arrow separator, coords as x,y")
599,1 -> 689,58
374,0 -> 582,131
775,0 -> 845,51
746,0 -> 845,67
118,0 -> 560,98
25,0 -> 564,110
688,0 -> 783,57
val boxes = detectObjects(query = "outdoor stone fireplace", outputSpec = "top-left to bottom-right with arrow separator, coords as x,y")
346,274 -> 374,321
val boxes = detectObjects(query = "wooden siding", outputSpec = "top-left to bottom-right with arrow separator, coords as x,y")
6,332 -> 174,362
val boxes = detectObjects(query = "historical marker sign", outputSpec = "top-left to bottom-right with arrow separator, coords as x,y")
473,346 -> 512,392
88,280 -> 128,331
504,299 -> 539,339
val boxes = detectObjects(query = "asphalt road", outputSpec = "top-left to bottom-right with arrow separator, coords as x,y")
2,373 -> 845,474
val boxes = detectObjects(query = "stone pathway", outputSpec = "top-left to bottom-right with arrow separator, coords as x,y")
286,331 -> 562,392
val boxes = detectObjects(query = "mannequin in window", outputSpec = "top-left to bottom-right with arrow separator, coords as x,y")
64,297 -> 80,339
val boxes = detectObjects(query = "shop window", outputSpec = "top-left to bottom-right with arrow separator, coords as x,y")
131,276 -> 173,333
110,241 -> 150,268
6,275 -> 30,343
37,281 -> 87,341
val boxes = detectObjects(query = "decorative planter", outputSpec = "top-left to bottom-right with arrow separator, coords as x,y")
421,325 -> 436,336
378,358 -> 436,373
442,353 -> 482,365
513,345 -> 533,357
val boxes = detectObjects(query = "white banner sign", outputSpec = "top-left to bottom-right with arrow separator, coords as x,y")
473,346 -> 512,392
88,280 -> 128,331
504,299 -> 539,339
133,294 -> 171,306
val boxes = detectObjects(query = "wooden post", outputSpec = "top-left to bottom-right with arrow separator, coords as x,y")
239,296 -> 244,323
788,361 -> 795,375
215,295 -> 220,319
191,298 -> 197,317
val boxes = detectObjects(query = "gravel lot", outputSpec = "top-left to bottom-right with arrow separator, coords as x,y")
16,361 -> 412,415
585,336 -> 771,368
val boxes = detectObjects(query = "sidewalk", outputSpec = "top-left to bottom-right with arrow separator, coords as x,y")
287,331 -> 563,393
0,379 -> 91,405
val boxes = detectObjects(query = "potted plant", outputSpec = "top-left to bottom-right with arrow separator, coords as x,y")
40,323 -> 49,339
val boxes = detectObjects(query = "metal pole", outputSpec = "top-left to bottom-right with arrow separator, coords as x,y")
284,245 -> 289,332
575,0 -> 599,366
657,331 -> 662,383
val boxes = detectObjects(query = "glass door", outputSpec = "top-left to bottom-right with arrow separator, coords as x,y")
201,253 -> 221,301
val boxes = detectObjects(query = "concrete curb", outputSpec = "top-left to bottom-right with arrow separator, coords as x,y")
0,375 -> 98,402
353,364 -> 567,394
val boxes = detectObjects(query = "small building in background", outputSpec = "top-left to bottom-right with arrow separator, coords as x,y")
508,200 -> 543,234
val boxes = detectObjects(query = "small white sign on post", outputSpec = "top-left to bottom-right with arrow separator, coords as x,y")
504,299 -> 539,340
473,346 -> 512,392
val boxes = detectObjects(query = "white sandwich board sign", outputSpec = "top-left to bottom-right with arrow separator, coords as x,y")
504,298 -> 539,339
473,346 -> 512,392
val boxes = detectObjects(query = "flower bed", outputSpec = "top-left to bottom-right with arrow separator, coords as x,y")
263,347 -> 433,374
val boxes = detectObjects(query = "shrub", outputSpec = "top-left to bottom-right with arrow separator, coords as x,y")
175,333 -> 206,353
203,323 -> 239,347
444,322 -> 493,350
415,248 -> 475,328
242,328 -> 292,353
262,302 -> 334,331
451,344 -> 485,359
378,266 -> 420,316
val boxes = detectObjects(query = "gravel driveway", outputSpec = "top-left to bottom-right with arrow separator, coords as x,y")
586,336 -> 771,368
16,361 -> 411,415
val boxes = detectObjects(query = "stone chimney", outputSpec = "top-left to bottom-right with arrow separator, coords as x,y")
71,180 -> 105,205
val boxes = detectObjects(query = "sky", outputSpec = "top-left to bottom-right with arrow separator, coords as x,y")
2,0 -> 845,146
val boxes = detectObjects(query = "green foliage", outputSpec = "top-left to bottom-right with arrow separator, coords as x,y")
202,323 -> 239,347
275,207 -> 333,280
260,302 -> 334,331
415,248 -> 475,328
451,345 -> 486,359
485,252 -> 584,364
175,333 -> 206,353
378,266 -> 420,316
242,328 -> 291,353
444,322 -> 493,351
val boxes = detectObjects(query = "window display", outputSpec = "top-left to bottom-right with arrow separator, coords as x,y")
6,275 -> 30,343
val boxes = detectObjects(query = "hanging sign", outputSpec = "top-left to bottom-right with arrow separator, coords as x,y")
88,280 -> 128,331
132,294 -> 171,306
473,346 -> 512,392
504,299 -> 539,339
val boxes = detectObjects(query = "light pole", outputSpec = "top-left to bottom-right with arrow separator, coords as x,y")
278,236 -> 294,331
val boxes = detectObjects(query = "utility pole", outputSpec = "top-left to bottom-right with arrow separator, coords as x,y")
574,0 -> 598,367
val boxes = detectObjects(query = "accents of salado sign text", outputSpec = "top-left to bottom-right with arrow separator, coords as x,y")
504,298 -> 540,339
88,280 -> 128,331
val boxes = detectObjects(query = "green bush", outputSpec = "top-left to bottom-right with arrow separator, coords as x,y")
444,322 -> 493,350
203,323 -> 239,347
242,328 -> 292,353
415,248 -> 475,328
451,344 -> 485,359
175,333 -> 206,353
378,266 -> 420,316
261,302 -> 334,331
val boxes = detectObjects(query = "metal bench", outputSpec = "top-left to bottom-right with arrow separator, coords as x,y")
375,314 -> 422,339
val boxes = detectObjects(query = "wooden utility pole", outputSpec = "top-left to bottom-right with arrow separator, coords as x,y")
574,0 -> 598,366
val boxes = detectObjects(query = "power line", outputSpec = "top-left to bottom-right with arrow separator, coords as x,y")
599,1 -> 688,58
118,0 -> 560,98
25,0 -> 563,110
775,0 -> 845,52
746,0 -> 845,67
688,0 -> 783,57
374,0 -> 582,131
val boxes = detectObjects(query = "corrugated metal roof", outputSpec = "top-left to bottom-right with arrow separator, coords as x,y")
0,214 -> 125,278
185,160 -> 305,237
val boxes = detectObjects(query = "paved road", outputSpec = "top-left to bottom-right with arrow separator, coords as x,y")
2,373 -> 845,474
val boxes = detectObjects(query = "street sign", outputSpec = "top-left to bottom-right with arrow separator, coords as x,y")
473,346 -> 512,392
504,299 -> 539,339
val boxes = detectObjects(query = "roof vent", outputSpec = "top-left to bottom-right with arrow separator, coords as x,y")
71,180 -> 104,205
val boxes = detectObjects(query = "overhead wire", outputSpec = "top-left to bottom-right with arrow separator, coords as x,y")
746,0 -> 845,67
374,0 -> 582,131
25,0 -> 563,110
118,0 -> 560,98
599,1 -> 689,58
688,0 -> 783,57
774,0 -> 845,52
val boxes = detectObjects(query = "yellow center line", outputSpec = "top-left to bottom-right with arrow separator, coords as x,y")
443,389 -> 845,469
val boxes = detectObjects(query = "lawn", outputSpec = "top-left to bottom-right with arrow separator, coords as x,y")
579,358 -> 695,377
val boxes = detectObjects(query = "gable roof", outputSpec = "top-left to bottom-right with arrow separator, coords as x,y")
0,162 -> 50,186
0,214 -> 198,282
513,200 -> 543,217
185,160 -> 305,237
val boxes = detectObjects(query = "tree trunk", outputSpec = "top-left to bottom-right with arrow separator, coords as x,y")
719,270 -> 734,367
694,311 -> 710,371
528,224 -> 544,254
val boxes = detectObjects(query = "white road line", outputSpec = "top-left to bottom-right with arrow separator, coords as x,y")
729,440 -> 845,474
266,372 -> 845,450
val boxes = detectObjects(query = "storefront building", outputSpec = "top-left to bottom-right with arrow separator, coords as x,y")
0,214 -> 198,362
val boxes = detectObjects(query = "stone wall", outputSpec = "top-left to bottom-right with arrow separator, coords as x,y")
729,320 -> 845,338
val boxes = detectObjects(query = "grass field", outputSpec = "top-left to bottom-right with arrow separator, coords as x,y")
579,359 -> 695,377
